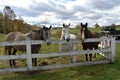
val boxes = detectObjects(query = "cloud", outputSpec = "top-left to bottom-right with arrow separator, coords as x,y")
11,6 -> 40,17
0,0 -> 120,27
90,0 -> 120,10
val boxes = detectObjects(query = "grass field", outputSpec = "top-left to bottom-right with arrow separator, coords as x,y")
0,27 -> 120,80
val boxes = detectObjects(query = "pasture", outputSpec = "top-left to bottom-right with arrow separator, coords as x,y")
0,27 -> 120,80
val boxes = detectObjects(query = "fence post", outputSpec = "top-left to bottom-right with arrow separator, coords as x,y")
59,43 -> 62,64
110,37 -> 116,63
72,42 -> 77,62
26,37 -> 32,70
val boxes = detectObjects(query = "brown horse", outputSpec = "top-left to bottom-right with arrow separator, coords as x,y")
80,23 -> 99,61
2,26 -> 52,67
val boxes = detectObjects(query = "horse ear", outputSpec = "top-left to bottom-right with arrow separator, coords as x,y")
68,23 -> 70,26
86,22 -> 88,26
63,23 -> 65,27
43,26 -> 46,29
81,23 -> 83,26
49,25 -> 52,29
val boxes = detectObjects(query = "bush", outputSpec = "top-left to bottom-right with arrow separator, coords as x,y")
51,29 -> 61,40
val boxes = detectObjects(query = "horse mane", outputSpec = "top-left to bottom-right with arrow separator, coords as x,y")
26,29 -> 43,40
32,28 -> 43,32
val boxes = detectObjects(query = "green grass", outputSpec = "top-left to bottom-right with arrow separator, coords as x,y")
0,55 -> 120,80
0,33 -> 6,41
0,27 -> 120,80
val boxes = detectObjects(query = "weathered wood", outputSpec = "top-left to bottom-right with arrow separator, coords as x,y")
0,41 -> 26,46
31,48 -> 111,58
0,60 -> 110,73
0,37 -> 115,73
0,54 -> 26,60
72,43 -> 77,62
110,37 -> 116,63
0,48 -> 111,60
0,38 -> 103,46
0,67 -> 28,73
26,38 -> 32,70
32,60 -> 110,71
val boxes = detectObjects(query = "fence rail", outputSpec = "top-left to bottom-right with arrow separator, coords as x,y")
0,37 -> 116,73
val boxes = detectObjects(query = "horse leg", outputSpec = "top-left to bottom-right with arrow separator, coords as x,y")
94,53 -> 96,58
89,54 -> 92,61
32,52 -> 37,66
85,54 -> 88,61
89,47 -> 93,61
32,58 -> 34,66
12,48 -> 17,67
83,47 -> 88,61
32,58 -> 37,66
34,58 -> 37,66
8,47 -> 13,67
93,46 -> 98,59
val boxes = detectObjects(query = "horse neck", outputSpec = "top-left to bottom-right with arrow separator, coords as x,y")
30,30 -> 44,40
84,29 -> 93,38
61,32 -> 64,40
60,30 -> 69,40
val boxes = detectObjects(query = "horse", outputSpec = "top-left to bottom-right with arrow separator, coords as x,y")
80,22 -> 99,61
2,26 -> 52,67
60,23 -> 77,62
60,23 -> 77,42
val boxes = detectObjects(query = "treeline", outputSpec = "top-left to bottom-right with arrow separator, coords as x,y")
0,6 -> 38,34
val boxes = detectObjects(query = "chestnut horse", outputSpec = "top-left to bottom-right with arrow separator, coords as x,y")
2,26 -> 52,67
80,23 -> 99,61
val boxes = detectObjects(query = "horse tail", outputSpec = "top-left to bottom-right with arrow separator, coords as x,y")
1,46 -> 8,55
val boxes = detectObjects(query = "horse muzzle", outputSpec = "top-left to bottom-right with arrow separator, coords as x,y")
81,38 -> 85,42
66,38 -> 70,42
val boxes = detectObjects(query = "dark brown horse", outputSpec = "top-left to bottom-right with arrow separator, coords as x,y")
80,23 -> 99,61
2,26 -> 52,67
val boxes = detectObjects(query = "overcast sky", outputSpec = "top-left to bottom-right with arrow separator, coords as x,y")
0,0 -> 120,27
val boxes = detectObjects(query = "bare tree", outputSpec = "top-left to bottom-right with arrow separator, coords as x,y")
3,6 -> 16,19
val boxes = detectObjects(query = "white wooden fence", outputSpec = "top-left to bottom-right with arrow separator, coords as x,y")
0,37 -> 116,73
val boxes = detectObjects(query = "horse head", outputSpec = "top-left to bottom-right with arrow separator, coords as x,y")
61,23 -> 71,42
42,25 -> 52,45
80,22 -> 88,41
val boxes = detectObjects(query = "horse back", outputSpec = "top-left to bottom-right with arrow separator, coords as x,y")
70,34 -> 77,40
92,32 -> 99,38
5,32 -> 26,41
5,32 -> 17,41
5,32 -> 27,51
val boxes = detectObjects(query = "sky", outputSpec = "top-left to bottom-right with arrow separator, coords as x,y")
0,0 -> 120,27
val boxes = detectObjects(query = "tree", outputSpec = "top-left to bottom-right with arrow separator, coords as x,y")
0,6 -> 33,33
75,24 -> 80,29
3,6 -> 16,19
3,6 -> 16,33
111,23 -> 116,28
0,12 -> 3,33
94,23 -> 100,28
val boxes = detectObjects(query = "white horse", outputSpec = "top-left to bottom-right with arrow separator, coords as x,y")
61,23 -> 76,40
60,23 -> 77,62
